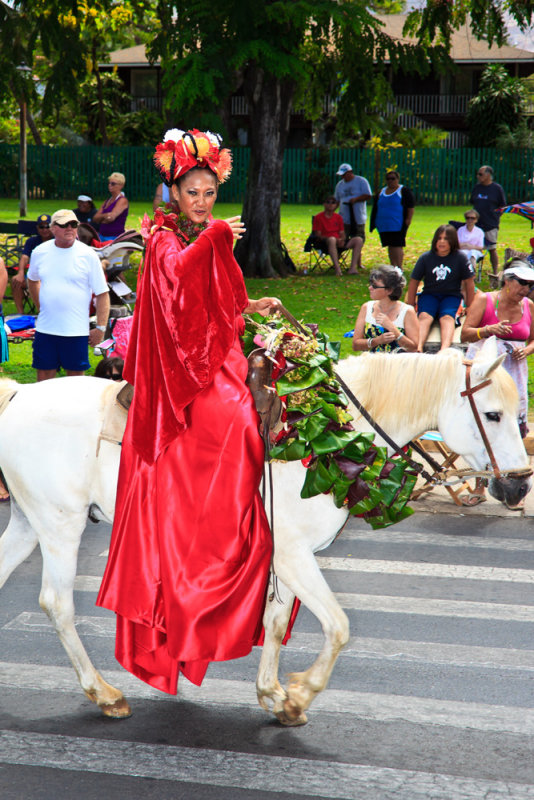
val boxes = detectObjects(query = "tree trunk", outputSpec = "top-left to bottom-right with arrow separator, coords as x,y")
234,66 -> 295,278
92,42 -> 110,146
26,109 -> 43,146
8,80 -> 43,146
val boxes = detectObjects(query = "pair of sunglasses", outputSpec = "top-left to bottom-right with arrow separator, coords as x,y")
514,277 -> 534,288
55,221 -> 78,229
369,282 -> 386,289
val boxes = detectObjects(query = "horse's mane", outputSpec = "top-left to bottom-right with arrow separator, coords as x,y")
337,350 -> 518,431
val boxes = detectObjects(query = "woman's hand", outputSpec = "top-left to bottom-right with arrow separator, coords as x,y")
374,311 -> 395,332
224,216 -> 246,240
245,297 -> 281,317
374,330 -> 396,345
512,344 -> 529,361
486,320 -> 513,338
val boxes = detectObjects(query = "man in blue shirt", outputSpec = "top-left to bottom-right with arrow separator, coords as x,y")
334,163 -> 372,273
12,213 -> 53,314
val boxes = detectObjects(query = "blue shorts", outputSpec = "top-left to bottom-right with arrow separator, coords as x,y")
417,293 -> 461,320
32,331 -> 90,372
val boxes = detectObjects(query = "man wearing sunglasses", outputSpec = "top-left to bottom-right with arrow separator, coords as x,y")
11,213 -> 53,314
27,209 -> 110,382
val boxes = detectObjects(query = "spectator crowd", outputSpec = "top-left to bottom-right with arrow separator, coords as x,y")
0,158 -> 532,512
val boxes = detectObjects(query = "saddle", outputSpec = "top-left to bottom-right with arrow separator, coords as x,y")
97,354 -> 279,457
96,380 -> 133,455
246,349 -> 282,443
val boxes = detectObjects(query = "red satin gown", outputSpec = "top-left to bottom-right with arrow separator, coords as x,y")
97,216 -> 273,693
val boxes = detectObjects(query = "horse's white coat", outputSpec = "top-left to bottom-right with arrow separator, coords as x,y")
0,339 -> 529,722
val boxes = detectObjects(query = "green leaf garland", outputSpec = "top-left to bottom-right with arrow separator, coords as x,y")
244,316 -> 416,529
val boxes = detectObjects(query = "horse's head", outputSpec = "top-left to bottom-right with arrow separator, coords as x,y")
438,338 -> 532,507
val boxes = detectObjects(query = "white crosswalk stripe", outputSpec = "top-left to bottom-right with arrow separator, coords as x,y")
2,515 -> 534,797
2,730 -> 534,800
0,732 -> 534,800
0,660 -> 533,735
4,613 -> 534,670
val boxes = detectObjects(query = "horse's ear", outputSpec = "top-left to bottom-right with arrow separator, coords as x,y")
479,335 -> 499,359
471,336 -> 507,381
471,351 -> 506,382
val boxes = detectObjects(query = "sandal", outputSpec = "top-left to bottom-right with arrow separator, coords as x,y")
460,492 -> 487,507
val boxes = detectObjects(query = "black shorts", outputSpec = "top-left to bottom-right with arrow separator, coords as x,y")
378,229 -> 406,247
344,223 -> 366,243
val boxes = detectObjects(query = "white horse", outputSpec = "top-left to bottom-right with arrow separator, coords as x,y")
0,339 -> 529,725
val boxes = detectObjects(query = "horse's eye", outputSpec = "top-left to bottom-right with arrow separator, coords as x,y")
485,412 -> 501,423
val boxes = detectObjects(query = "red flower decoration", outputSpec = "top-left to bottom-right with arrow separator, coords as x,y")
154,129 -> 232,185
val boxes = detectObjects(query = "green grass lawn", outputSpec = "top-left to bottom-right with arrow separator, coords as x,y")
2,197 -> 534,410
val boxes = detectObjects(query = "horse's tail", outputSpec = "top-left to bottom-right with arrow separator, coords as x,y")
0,378 -> 19,418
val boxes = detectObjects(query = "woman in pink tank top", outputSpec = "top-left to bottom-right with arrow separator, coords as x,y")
460,260 -> 534,506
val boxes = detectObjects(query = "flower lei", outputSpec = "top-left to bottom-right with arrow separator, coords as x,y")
140,208 -> 208,246
243,317 -> 417,529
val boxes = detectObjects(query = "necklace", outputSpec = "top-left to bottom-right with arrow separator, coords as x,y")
376,300 -> 398,317
174,212 -> 209,245
147,208 -> 209,246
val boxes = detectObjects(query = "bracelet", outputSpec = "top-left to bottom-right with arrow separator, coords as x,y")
395,332 -> 403,341
476,327 -> 482,339
95,324 -> 106,332
368,338 -> 373,350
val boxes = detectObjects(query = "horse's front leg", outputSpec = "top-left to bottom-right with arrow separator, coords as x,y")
273,545 -> 349,726
256,575 -> 300,723
36,510 -> 131,719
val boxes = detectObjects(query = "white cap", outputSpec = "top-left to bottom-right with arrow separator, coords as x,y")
503,263 -> 534,281
77,194 -> 92,202
51,209 -> 78,226
337,163 -> 353,176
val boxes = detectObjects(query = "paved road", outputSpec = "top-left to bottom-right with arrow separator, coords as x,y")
1,504 -> 534,799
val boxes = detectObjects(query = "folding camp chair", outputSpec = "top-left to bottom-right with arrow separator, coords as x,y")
448,219 -> 486,282
304,216 -> 350,273
411,431 -> 472,505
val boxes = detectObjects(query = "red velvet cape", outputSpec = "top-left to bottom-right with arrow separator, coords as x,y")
124,216 -> 248,464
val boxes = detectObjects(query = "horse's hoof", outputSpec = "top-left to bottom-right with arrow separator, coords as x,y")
100,697 -> 132,719
275,708 -> 308,726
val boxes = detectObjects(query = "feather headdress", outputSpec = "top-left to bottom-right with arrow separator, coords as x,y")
154,128 -> 232,185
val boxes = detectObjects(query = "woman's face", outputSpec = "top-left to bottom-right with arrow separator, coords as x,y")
385,174 -> 399,190
172,170 -> 218,224
464,214 -> 477,229
108,180 -> 123,196
507,276 -> 534,299
435,232 -> 451,257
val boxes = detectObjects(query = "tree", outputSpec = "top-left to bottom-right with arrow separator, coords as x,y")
150,1 -> 447,276
149,0 -> 534,277
0,1 -> 152,145
466,64 -> 529,147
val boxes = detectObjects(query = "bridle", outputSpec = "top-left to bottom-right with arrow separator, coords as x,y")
339,357 -> 532,486
460,360 -> 502,480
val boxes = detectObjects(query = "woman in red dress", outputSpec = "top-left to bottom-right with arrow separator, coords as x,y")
97,129 -> 280,693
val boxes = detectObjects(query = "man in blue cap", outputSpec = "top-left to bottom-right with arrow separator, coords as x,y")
334,163 -> 372,273
12,213 -> 53,314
